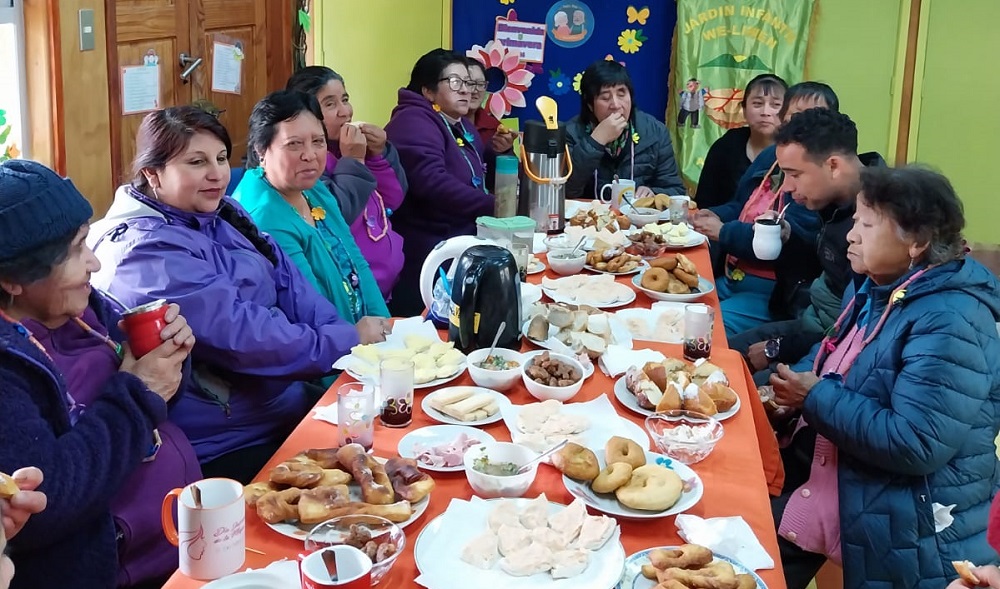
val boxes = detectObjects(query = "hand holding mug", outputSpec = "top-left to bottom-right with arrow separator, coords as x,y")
340,124 -> 367,162
591,113 -> 628,145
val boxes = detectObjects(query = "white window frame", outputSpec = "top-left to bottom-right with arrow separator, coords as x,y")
0,0 -> 29,158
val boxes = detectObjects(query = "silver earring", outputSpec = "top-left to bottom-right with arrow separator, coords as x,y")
152,187 -> 161,201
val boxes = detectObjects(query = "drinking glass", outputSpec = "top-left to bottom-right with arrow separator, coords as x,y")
509,243 -> 530,282
379,358 -> 413,428
683,304 -> 714,361
337,383 -> 375,451
669,196 -> 691,225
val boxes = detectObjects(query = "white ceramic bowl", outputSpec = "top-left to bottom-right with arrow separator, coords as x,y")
547,250 -> 587,275
466,348 -> 524,392
463,441 -> 538,498
624,206 -> 662,228
520,352 -> 585,402
543,234 -> 576,252
644,410 -> 724,464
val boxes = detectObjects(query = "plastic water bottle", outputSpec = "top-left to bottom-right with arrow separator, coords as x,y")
493,155 -> 519,218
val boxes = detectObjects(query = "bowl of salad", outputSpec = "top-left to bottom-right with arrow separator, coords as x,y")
466,347 -> 524,392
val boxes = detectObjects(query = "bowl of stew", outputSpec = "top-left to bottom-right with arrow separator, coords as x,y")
463,441 -> 538,498
466,348 -> 524,392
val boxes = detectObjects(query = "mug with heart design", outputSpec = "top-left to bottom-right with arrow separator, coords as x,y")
299,546 -> 373,589
161,478 -> 245,580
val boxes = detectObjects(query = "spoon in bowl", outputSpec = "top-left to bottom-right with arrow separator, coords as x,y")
516,439 -> 569,474
484,321 -> 507,366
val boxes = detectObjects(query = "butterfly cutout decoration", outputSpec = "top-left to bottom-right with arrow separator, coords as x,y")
627,5 -> 650,25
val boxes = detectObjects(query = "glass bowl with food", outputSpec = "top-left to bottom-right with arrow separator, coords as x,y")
304,515 -> 404,585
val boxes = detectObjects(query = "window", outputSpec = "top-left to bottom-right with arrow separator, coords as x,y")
0,0 -> 27,160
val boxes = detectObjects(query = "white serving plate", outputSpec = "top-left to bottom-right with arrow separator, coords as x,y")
421,386 -> 511,427
397,424 -> 496,473
617,546 -> 767,589
612,375 -> 740,421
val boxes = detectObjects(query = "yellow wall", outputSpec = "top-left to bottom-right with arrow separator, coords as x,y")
909,0 -> 999,243
314,0 -> 450,127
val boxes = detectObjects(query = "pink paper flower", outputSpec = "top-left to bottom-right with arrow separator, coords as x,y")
466,40 -> 535,120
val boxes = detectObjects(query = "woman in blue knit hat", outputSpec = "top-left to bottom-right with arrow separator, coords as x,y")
0,159 -> 200,589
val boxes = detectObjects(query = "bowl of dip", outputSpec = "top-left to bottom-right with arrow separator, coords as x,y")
466,347 -> 523,392
463,441 -> 538,498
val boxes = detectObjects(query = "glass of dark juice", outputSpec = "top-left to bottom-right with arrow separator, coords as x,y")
379,358 -> 413,428
683,303 -> 714,361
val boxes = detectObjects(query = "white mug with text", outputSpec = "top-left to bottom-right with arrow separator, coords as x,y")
599,178 -> 636,212
161,478 -> 246,580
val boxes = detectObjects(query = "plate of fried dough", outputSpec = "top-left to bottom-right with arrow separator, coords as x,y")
618,544 -> 766,589
244,443 -> 434,540
632,254 -> 714,303
555,439 -> 703,520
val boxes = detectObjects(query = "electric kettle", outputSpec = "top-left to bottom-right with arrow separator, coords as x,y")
419,237 -> 522,354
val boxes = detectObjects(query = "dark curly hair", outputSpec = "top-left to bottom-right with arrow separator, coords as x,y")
859,165 -> 966,265
775,107 -> 857,163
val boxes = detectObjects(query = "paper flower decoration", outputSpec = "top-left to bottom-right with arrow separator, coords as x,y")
548,69 -> 571,96
500,0 -> 515,4
573,72 -> 584,93
618,29 -> 646,54
466,40 -> 534,120
310,206 -> 327,222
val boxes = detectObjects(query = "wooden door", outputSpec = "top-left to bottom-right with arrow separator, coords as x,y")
106,0 -> 293,185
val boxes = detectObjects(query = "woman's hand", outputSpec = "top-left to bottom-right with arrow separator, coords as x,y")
119,343 -> 188,403
356,316 -> 391,344
160,303 -> 196,349
634,186 -> 655,200
690,209 -> 723,241
358,124 -> 387,157
340,124 -> 367,162
947,565 -> 1000,588
2,467 -> 46,540
490,128 -> 515,154
591,113 -> 628,145
769,363 -> 820,410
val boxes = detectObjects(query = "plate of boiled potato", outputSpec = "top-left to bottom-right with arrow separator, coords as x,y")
345,334 -> 468,388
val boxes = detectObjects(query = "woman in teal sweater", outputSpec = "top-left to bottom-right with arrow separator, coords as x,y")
235,90 -> 389,321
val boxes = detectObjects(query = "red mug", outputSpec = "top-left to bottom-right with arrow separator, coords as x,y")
298,546 -> 372,589
122,299 -> 169,358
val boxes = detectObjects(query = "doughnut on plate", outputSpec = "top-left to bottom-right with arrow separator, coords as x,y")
561,449 -> 703,519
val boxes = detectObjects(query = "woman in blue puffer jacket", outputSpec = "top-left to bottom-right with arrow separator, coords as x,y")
768,165 -> 1000,589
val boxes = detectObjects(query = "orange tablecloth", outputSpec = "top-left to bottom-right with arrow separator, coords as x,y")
163,244 -> 787,589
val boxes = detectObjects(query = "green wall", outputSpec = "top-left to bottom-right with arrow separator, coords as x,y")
910,0 -> 999,243
314,0 -> 448,127
804,0 -> 906,160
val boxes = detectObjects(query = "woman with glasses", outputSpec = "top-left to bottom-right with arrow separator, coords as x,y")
384,48 -> 496,316
465,58 -> 515,156
285,67 -> 406,300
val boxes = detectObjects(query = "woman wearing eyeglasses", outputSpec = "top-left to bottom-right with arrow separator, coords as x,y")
384,48 -> 496,316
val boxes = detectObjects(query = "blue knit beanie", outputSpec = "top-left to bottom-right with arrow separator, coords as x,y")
0,160 -> 93,262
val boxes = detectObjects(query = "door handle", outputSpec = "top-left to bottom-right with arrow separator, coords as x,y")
178,53 -> 203,83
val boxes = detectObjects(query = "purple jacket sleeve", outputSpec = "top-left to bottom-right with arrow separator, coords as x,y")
366,152 -> 406,211
1,366 -> 164,551
386,111 -> 495,218
109,231 -> 359,381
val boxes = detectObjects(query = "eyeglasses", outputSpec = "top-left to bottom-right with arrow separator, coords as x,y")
438,76 -> 482,92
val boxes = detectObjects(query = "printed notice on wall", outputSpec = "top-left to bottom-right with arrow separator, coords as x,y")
211,41 -> 243,94
494,14 -> 547,62
121,64 -> 160,114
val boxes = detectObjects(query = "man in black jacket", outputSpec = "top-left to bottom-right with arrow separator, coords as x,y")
729,109 -> 885,384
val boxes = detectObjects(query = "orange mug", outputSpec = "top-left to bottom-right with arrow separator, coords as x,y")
298,546 -> 372,589
161,478 -> 245,580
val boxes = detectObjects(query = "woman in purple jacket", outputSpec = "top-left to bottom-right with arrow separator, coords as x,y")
286,66 -> 407,299
0,160 -> 198,589
88,107 -> 390,483
384,48 -> 497,316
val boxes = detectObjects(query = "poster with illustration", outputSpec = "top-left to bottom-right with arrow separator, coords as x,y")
546,1 -> 594,48
669,0 -> 816,184
452,2 -> 675,125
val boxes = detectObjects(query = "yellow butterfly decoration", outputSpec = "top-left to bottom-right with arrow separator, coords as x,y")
627,5 -> 650,25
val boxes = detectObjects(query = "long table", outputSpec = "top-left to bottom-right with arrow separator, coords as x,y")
163,243 -> 787,589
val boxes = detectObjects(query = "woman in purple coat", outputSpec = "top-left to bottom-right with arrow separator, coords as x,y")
384,48 -> 497,316
88,107 -> 391,483
286,66 -> 407,300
